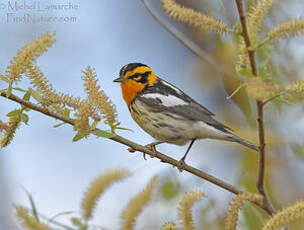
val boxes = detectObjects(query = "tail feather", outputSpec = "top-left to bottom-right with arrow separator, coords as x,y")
227,135 -> 259,151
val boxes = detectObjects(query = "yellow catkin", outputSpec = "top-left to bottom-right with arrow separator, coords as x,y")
121,176 -> 158,230
246,78 -> 281,101
267,18 -> 304,41
81,66 -> 117,125
43,91 -> 84,109
26,63 -> 54,97
262,200 -> 304,230
224,192 -> 263,230
1,115 -> 21,148
74,103 -> 92,137
248,0 -> 274,34
178,191 -> 205,230
81,169 -> 131,220
286,80 -> 304,99
6,32 -> 56,82
162,222 -> 178,230
24,63 -> 92,116
160,0 -> 228,34
236,36 -> 250,71
0,120 -> 9,132
15,206 -> 53,230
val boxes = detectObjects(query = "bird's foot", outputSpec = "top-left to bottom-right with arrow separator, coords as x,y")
144,143 -> 158,158
178,156 -> 187,172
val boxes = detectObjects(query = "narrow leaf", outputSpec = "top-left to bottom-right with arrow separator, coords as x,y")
53,123 -> 66,128
23,91 -> 31,101
29,88 -> 42,103
6,83 -> 12,98
21,113 -> 29,125
63,108 -> 70,118
21,186 -> 40,222
6,109 -> 21,117
238,69 -> 252,77
0,75 -> 9,83
48,211 -> 74,225
13,87 -> 27,92
91,129 -> 115,138
73,133 -> 85,142
115,126 -> 133,132
90,120 -> 99,130
70,217 -> 87,230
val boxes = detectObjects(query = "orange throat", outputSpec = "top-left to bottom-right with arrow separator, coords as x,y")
121,81 -> 145,106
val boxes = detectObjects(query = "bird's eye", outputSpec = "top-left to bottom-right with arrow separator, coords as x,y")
133,76 -> 141,81
128,73 -> 149,83
128,74 -> 141,81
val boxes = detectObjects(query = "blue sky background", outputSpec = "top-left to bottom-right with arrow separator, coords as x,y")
1,1 -> 304,230
0,1 -> 213,229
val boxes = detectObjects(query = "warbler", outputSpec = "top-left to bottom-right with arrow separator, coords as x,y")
114,63 -> 258,163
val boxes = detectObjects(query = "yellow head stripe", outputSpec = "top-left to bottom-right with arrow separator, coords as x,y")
125,66 -> 152,78
147,71 -> 157,86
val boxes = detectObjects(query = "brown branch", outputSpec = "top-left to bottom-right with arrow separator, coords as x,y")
1,91 -> 241,195
234,0 -> 276,215
0,91 -> 275,213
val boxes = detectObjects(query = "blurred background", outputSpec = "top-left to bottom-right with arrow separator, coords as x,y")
0,0 -> 304,229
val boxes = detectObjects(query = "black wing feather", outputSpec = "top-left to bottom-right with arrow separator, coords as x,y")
137,78 -> 232,133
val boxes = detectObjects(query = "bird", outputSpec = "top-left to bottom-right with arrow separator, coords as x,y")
114,63 -> 258,163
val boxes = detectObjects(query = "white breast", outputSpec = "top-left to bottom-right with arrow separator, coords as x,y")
130,99 -> 230,145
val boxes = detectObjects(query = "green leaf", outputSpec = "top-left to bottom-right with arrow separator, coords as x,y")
63,108 -> 70,118
160,181 -> 179,200
70,217 -> 82,226
72,133 -> 85,142
29,88 -> 42,103
21,186 -> 40,222
91,129 -> 115,138
90,120 -> 99,130
0,75 -> 9,83
48,211 -> 74,224
238,69 -> 252,77
21,91 -> 32,111
115,126 -> 133,132
21,113 -> 29,125
6,109 -> 21,117
6,82 -> 12,98
28,194 -> 39,222
23,91 -> 31,101
70,217 -> 87,230
13,87 -> 27,92
53,122 -> 66,128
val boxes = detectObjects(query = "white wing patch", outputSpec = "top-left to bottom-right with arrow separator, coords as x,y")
160,80 -> 183,95
142,93 -> 188,107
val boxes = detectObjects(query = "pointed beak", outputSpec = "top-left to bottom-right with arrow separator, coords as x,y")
113,76 -> 126,83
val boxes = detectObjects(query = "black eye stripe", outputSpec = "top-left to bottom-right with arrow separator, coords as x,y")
128,73 -> 140,79
128,71 -> 151,81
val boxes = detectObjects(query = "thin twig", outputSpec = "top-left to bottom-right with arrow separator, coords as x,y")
262,94 -> 282,106
141,0 -> 234,77
234,0 -> 276,215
